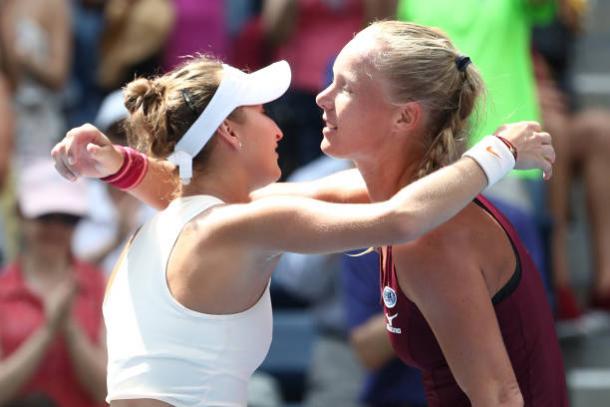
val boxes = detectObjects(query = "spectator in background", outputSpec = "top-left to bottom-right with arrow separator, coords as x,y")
0,0 -> 71,171
0,160 -> 107,407
261,0 -> 395,177
64,0 -> 106,129
98,0 -> 174,91
533,0 -> 610,319
396,0 -> 556,298
342,250 -> 426,407
0,0 -> 71,263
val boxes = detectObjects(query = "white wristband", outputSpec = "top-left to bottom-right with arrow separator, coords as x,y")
462,136 -> 516,187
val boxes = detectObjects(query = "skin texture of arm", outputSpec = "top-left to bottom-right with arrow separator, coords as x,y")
0,278 -> 75,405
391,207 -> 524,406
0,326 -> 55,405
202,157 -> 488,255
251,168 -> 370,203
63,321 -> 107,403
19,0 -> 71,90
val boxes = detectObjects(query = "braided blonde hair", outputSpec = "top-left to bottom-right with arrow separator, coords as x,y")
364,21 -> 485,178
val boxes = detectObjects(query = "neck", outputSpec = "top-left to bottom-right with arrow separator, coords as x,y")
180,163 -> 252,204
355,137 -> 425,202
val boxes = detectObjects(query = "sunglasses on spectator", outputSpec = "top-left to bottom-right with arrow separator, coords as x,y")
34,213 -> 82,226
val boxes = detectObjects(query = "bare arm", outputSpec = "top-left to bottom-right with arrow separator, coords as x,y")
51,124 -> 178,210
205,157 -> 488,254
393,231 -> 523,406
52,122 -> 554,239
63,321 -> 107,403
0,278 -> 74,405
0,73 -> 13,189
17,0 -> 71,90
350,314 -> 396,370
0,327 -> 55,405
251,168 -> 370,203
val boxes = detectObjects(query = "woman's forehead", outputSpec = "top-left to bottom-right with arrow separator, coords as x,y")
335,38 -> 377,80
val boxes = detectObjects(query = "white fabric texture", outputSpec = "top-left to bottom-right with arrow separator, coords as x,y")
104,195 -> 273,407
462,135 -> 516,187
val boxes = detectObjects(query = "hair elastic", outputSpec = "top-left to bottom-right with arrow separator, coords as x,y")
455,55 -> 472,72
181,89 -> 198,115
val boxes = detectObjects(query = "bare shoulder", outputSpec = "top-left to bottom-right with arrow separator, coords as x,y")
392,201 -> 514,301
393,202 -> 481,265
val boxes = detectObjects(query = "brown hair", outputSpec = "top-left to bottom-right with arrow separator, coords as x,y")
364,21 -> 485,178
122,54 -> 244,166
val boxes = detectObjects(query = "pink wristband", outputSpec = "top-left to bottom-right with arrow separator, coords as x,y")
100,146 -> 149,190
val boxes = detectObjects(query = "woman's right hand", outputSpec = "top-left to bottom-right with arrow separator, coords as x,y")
494,121 -> 555,180
51,123 -> 124,181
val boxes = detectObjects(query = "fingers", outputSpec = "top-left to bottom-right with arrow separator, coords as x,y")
536,131 -> 554,180
542,143 -> 555,164
53,157 -> 78,181
51,140 -> 79,181
535,131 -> 552,145
524,121 -> 542,132
543,162 -> 553,180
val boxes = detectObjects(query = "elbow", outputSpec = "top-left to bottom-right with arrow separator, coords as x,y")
349,330 -> 392,371
350,337 -> 380,370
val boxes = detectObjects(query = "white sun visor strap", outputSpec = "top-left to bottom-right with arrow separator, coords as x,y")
167,60 -> 291,184
167,64 -> 244,184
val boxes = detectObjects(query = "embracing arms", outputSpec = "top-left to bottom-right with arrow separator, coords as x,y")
52,122 -> 553,254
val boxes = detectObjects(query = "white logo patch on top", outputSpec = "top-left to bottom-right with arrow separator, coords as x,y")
385,312 -> 402,334
383,286 -> 398,308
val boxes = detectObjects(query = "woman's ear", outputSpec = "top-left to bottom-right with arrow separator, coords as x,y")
216,120 -> 242,150
395,101 -> 423,133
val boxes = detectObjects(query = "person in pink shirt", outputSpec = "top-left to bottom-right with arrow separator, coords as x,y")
0,161 -> 107,407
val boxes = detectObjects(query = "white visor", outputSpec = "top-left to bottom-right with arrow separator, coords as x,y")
167,60 -> 292,184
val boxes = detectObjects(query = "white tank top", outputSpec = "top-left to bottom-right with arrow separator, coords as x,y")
104,195 -> 273,407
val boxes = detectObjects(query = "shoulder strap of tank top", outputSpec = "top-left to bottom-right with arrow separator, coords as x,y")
473,195 -> 523,305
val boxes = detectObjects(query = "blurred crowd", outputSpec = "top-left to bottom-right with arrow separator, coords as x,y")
0,0 -> 609,406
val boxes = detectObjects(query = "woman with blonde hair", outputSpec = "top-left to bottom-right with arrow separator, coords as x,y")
53,23 -> 555,407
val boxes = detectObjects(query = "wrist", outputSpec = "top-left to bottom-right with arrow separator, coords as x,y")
495,135 -> 518,160
109,145 -> 126,175
462,136 -> 516,187
101,146 -> 149,190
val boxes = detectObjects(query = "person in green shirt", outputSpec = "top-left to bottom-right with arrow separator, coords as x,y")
397,0 -> 555,180
396,0 -> 556,303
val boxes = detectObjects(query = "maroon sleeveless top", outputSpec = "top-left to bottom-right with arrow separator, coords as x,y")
380,196 -> 568,406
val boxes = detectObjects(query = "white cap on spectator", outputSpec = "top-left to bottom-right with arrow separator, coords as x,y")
95,89 -> 129,133
17,160 -> 89,219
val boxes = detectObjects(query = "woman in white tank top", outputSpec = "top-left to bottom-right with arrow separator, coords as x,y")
51,45 -> 553,406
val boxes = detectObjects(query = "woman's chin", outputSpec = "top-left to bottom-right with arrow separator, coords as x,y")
321,139 -> 345,159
